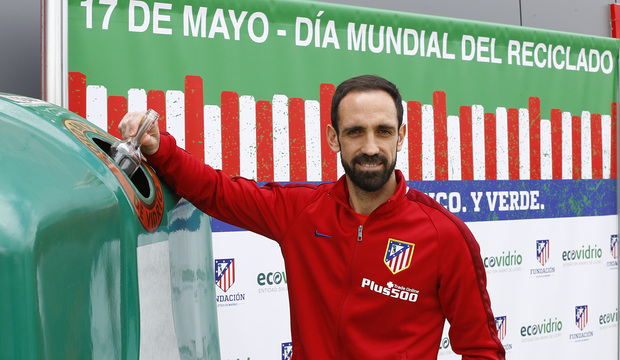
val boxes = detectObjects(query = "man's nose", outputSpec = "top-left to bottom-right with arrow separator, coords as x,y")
361,134 -> 380,155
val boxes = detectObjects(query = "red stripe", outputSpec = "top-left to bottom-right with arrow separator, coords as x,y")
611,4 -> 620,38
611,102 -> 617,179
289,98 -> 307,182
507,108 -> 520,180
107,96 -> 127,139
185,75 -> 204,163
68,72 -> 87,118
459,106 -> 473,180
147,90 -> 166,132
256,100 -> 274,182
529,97 -> 541,180
484,113 -> 497,180
591,113 -> 603,179
572,115 -> 582,179
320,83 -> 336,181
551,109 -> 562,179
434,91 -> 448,180
221,91 -> 240,177
408,101 -> 423,180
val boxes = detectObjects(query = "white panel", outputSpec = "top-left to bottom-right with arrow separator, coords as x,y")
272,95 -> 290,182
165,90 -> 185,149
496,107 -> 509,180
602,114 -> 612,179
204,105 -> 222,169
472,105 -> 485,180
305,100 -> 322,182
540,119 -> 552,180
447,115 -> 461,181
519,108 -> 530,180
562,112 -> 572,179
337,152 -> 345,179
239,95 -> 257,180
422,104 -> 435,180
396,100 -> 409,180
128,88 -> 147,112
581,111 -> 592,179
86,85 -> 108,132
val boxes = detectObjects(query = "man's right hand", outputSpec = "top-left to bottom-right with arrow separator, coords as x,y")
118,110 -> 161,155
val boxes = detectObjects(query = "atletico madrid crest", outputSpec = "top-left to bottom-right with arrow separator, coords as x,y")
384,239 -> 415,274
215,258 -> 235,292
575,305 -> 588,331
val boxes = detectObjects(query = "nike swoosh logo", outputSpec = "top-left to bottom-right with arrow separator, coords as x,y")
315,230 -> 332,238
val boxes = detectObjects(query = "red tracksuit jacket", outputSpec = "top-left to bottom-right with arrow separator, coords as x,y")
146,133 -> 505,360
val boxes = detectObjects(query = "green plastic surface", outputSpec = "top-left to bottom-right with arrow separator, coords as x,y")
0,94 -> 220,360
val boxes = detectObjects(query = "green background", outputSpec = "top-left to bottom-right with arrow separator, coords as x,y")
69,0 -> 620,118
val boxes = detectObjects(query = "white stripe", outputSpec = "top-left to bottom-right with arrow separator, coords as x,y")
447,115 -> 461,181
165,90 -> 185,149
396,100 -> 409,180
496,107 -> 509,180
402,247 -> 411,268
421,104 -> 434,180
395,251 -> 405,271
562,112 -> 572,179
273,95 -> 290,182
519,108 -> 530,180
239,95 -> 257,180
472,105 -> 485,180
602,114 -> 612,179
337,152 -> 344,179
204,105 -> 222,169
86,85 -> 108,132
127,88 -> 147,112
540,119 -> 552,179
305,100 -> 322,182
581,111 -> 592,179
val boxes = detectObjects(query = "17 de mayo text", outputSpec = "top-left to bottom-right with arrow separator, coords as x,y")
80,1 -> 614,74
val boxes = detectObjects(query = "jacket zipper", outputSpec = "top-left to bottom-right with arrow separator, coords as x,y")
337,223 -> 364,359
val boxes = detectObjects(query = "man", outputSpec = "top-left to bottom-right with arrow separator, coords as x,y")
119,75 -> 505,359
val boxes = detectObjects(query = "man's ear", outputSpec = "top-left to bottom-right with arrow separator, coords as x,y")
326,124 -> 340,153
397,123 -> 406,152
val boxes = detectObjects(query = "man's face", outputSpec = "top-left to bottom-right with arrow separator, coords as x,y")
327,90 -> 405,192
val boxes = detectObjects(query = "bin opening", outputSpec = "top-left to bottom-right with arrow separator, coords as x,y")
93,137 -> 152,198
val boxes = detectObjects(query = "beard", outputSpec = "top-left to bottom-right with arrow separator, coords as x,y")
341,152 -> 397,192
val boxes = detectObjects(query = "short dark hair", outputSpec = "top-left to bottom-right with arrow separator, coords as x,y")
330,75 -> 404,133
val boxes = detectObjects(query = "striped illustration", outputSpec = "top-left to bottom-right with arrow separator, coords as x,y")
384,239 -> 415,274
495,316 -> 507,341
575,305 -> 588,331
215,258 -> 235,292
69,72 -> 617,182
536,239 -> 550,266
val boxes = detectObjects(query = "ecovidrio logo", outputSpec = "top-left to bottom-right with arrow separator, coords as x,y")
257,269 -> 288,294
483,250 -> 523,273
519,316 -> 563,341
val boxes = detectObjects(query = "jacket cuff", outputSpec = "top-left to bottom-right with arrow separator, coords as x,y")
145,131 -> 174,167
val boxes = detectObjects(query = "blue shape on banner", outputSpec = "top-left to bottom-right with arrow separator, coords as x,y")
210,179 -> 617,231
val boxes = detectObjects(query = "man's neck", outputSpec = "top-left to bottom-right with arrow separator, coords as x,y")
346,174 -> 398,216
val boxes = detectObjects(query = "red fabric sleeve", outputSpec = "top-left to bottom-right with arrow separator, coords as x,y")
411,195 -> 504,360
145,132 -> 318,241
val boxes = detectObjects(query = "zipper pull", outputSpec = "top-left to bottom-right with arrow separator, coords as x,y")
357,225 -> 363,242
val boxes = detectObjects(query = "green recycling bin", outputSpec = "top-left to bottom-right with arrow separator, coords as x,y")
0,94 -> 221,360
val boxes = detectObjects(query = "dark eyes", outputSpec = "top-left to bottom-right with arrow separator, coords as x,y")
344,127 -> 395,137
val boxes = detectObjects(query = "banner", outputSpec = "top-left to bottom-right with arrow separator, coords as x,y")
63,0 -> 619,359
